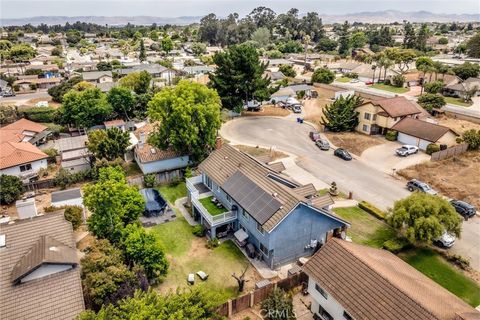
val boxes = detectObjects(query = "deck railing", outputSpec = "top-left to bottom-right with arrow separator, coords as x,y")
191,195 -> 237,226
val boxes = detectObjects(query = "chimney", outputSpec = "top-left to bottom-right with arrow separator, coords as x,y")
15,198 -> 38,220
215,136 -> 223,149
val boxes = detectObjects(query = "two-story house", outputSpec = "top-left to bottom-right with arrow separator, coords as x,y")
303,238 -> 479,320
355,96 -> 424,135
187,144 -> 349,269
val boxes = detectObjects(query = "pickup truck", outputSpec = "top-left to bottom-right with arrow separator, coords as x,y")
396,145 -> 418,157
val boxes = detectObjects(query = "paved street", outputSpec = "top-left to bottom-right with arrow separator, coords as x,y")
220,116 -> 480,270
0,91 -> 51,105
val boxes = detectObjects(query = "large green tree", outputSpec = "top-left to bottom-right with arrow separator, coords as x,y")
59,87 -> 113,128
311,67 -> 335,84
0,175 -> 23,205
417,93 -> 446,112
321,95 -> 362,132
87,128 -> 130,161
119,71 -> 152,95
83,166 -> 145,244
48,76 -> 83,102
461,129 -> 480,150
466,33 -> 480,58
209,43 -> 270,111
338,21 -> 351,56
261,288 -> 295,320
388,193 -> 462,244
453,62 -> 480,80
107,87 -> 136,120
138,39 -> 146,62
148,80 -> 221,160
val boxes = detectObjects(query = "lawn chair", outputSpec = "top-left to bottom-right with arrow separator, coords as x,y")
187,273 -> 195,285
196,271 -> 209,281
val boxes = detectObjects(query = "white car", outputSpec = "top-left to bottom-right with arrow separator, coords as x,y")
395,145 -> 419,157
349,79 -> 360,83
434,232 -> 456,248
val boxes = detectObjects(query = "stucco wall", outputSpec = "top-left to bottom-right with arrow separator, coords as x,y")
0,159 -> 47,177
308,277 -> 351,319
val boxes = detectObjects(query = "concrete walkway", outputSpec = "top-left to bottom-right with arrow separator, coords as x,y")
331,199 -> 359,208
174,197 -> 198,226
279,157 -> 330,190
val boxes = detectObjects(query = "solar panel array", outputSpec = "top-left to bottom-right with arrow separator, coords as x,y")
222,171 -> 282,225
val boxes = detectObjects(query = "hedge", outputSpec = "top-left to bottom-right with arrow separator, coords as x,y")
426,143 -> 440,155
358,201 -> 386,220
383,237 -> 411,253
385,130 -> 398,141
22,107 -> 57,123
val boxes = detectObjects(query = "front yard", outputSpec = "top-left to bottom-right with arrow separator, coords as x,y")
150,217 -> 258,303
444,96 -> 473,107
336,77 -> 352,83
324,132 -> 383,156
371,83 -> 409,94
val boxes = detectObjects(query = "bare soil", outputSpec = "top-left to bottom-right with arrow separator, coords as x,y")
303,86 -> 338,126
324,132 -> 384,156
242,105 -> 290,117
235,144 -> 288,161
398,151 -> 480,208
436,115 -> 480,134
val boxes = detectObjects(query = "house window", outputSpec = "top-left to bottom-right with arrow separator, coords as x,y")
315,284 -> 328,299
226,194 -> 232,203
343,311 -> 353,320
259,243 -> 268,255
242,210 -> 250,221
394,117 -> 399,121
362,124 -> 369,132
19,164 -> 32,172
240,224 -> 247,232
373,114 -> 377,121
318,305 -> 333,320
256,221 -> 265,235
205,176 -> 212,189
364,112 -> 371,120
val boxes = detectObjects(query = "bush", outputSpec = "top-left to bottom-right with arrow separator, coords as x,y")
192,225 -> 205,237
22,107 -> 57,122
29,83 -> 38,90
426,143 -> 440,155
424,81 -> 444,94
391,74 -> 406,87
143,174 -> 156,188
43,147 -> 59,157
358,201 -> 386,220
206,237 -> 220,249
383,237 -> 410,253
311,68 -> 335,84
385,130 -> 398,141
461,129 -> 480,150
442,252 -> 470,270
0,174 -> 23,204
344,72 -> 358,79
64,206 -> 83,230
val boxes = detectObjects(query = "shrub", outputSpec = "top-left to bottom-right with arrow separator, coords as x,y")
311,68 -> 335,84
344,72 -> 358,79
442,252 -> 470,270
391,74 -> 406,87
64,206 -> 83,230
383,237 -> 410,253
22,107 -> 57,122
29,83 -> 38,90
143,174 -> 156,188
43,147 -> 59,157
192,225 -> 205,237
206,237 -> 220,249
0,174 -> 23,204
424,80 -> 444,94
461,129 -> 480,150
426,143 -> 440,155
358,201 -> 386,220
385,130 -> 398,141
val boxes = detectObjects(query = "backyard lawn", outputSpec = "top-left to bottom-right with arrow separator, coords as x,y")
199,196 -> 228,216
150,216 -> 256,303
336,77 -> 351,83
371,83 -> 409,94
157,182 -> 187,204
400,248 -> 480,307
444,96 -> 473,107
333,206 -> 396,248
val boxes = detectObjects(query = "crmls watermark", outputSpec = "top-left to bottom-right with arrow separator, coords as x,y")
260,308 -> 297,318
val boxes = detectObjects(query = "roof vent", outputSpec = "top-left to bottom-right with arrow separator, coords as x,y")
0,234 -> 5,248
272,192 -> 278,197
49,246 -> 59,252
224,156 -> 228,160
150,148 -> 157,154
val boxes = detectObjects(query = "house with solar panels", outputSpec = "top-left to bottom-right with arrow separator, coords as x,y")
187,143 -> 350,269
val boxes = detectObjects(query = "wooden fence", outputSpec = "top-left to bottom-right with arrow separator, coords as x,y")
430,143 -> 468,161
216,271 -> 308,317
127,169 -> 183,187
23,179 -> 55,191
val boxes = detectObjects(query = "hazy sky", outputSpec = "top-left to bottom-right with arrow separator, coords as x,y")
1,0 -> 479,19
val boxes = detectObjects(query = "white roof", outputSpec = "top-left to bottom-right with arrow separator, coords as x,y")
234,229 -> 249,242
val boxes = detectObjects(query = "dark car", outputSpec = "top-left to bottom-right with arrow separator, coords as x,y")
406,179 -> 438,195
334,148 -> 352,160
450,200 -> 476,219
315,139 -> 330,151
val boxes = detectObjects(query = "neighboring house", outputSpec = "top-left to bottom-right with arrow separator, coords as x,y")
0,141 -> 48,180
119,64 -> 176,82
0,213 -> 85,320
96,81 -> 117,93
81,70 -> 113,84
134,140 -> 189,175
391,118 -> 458,150
187,144 -> 349,269
104,119 -> 127,131
265,71 -> 286,81
51,188 -> 86,221
0,78 -> 9,93
271,87 -> 296,103
355,96 -> 423,135
0,118 -> 50,145
303,238 -> 479,320
182,65 -> 215,75
55,135 -> 91,173
14,77 -> 62,90
444,77 -> 480,100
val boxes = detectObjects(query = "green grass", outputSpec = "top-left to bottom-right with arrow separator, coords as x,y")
150,216 -> 250,303
199,196 -> 228,216
125,162 -> 142,176
317,188 -> 330,196
400,248 -> 480,307
371,83 -> 409,94
444,96 -> 473,107
336,77 -> 352,83
333,206 -> 396,248
157,182 -> 187,204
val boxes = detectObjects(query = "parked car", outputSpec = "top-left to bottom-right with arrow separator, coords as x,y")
309,131 -> 321,141
450,200 -> 476,219
315,139 -> 330,151
406,179 -> 438,195
395,145 -> 419,157
349,79 -> 360,83
365,81 -> 373,85
243,100 -> 261,111
1,90 -> 15,97
286,97 -> 301,107
292,104 -> 302,113
334,148 -> 352,160
434,232 -> 456,248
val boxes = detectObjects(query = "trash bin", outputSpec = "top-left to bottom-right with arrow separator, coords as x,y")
299,118 -> 304,123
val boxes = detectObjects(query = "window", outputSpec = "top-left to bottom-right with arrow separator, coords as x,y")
240,224 -> 246,232
315,284 -> 328,299
362,124 -> 369,132
226,194 -> 232,203
343,311 -> 353,320
259,243 -> 268,255
205,176 -> 212,189
373,114 -> 377,121
242,210 -> 250,221
19,164 -> 32,172
256,221 -> 265,235
318,305 -> 333,320
364,112 -> 371,120
394,117 -> 399,121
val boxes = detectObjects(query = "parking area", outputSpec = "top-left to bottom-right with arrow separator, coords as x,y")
359,141 -> 430,174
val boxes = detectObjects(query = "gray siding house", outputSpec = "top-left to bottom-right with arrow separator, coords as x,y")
187,144 -> 349,269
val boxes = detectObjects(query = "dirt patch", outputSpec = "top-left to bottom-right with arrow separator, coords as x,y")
398,151 -> 480,207
436,115 -> 480,134
242,105 -> 290,117
324,132 -> 383,156
303,86 -> 337,126
235,144 -> 288,161
1,188 -> 56,220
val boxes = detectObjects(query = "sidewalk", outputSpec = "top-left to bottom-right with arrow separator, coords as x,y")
279,157 -> 330,190
174,197 -> 198,226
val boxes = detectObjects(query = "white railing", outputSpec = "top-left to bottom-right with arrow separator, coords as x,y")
186,175 -> 203,198
191,196 -> 237,226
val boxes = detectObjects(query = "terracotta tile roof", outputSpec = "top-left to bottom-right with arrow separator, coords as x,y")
391,118 -> 457,142
1,118 -> 47,142
0,141 -> 48,169
303,238 -> 479,320
0,213 -> 85,320
370,96 -> 421,118
134,143 -> 183,163
104,119 -> 126,127
198,144 -> 348,231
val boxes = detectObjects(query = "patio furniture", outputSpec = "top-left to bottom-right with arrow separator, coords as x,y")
245,243 -> 256,258
187,273 -> 195,285
234,229 -> 248,247
211,197 -> 218,204
196,271 -> 208,281
216,202 -> 223,208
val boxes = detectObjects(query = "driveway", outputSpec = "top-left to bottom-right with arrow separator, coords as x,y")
359,141 -> 430,174
220,116 -> 480,270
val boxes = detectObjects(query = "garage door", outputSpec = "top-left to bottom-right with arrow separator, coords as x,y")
397,133 -> 419,147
